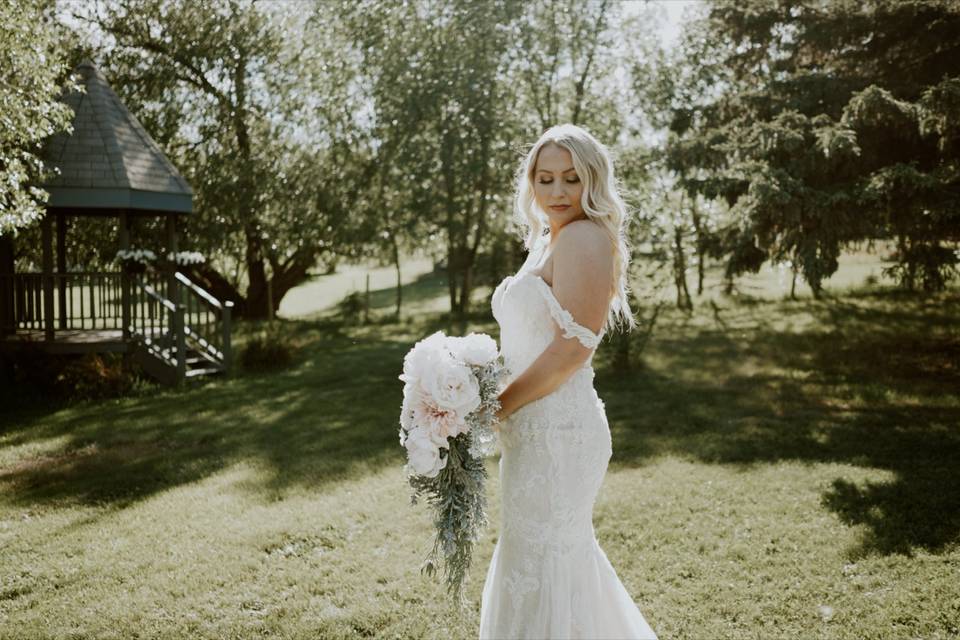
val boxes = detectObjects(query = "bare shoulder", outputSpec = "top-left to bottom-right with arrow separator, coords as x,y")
554,219 -> 613,270
550,220 -> 614,337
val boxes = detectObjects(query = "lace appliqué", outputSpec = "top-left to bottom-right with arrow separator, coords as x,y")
525,273 -> 604,350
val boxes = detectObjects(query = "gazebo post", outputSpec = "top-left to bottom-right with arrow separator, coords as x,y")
119,210 -> 131,340
0,236 -> 13,338
56,212 -> 67,329
42,214 -> 54,341
165,213 -> 179,303
166,214 -> 185,385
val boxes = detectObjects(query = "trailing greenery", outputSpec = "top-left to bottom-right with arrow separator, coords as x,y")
408,434 -> 489,606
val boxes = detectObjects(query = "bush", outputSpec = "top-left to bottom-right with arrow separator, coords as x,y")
56,353 -> 143,401
0,345 -> 146,404
884,243 -> 959,292
239,324 -> 295,372
336,291 -> 366,324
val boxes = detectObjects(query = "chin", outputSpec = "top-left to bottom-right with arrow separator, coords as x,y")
543,209 -> 585,225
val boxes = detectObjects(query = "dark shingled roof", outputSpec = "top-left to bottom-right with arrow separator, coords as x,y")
41,60 -> 192,214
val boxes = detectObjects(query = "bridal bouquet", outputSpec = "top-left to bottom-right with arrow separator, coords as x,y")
398,330 -> 507,602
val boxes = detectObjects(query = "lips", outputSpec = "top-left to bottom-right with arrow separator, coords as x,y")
549,205 -> 570,210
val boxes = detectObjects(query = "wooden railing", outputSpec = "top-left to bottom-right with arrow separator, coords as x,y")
130,268 -> 233,381
1,269 -> 233,385
0,272 -> 124,333
130,273 -> 178,348
176,271 -> 232,370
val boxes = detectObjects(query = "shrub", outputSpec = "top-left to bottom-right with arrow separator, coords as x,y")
336,291 -> 366,324
56,353 -> 143,401
0,346 -> 146,404
239,324 -> 295,372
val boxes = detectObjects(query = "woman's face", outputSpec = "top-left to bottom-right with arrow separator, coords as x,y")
533,143 -> 586,226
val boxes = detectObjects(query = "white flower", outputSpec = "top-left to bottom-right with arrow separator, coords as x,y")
396,330 -> 490,443
115,248 -> 156,263
398,331 -> 448,388
447,332 -> 498,366
423,351 -> 481,419
167,250 -> 205,266
410,390 -> 466,442
399,387 -> 417,433
404,426 -> 448,478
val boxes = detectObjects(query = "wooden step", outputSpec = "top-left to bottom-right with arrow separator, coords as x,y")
185,367 -> 223,378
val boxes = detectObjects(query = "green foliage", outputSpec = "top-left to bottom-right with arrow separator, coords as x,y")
84,0 -> 377,317
238,323 -> 295,372
652,0 -> 960,295
335,290 -> 366,325
0,0 -> 77,236
340,0 -> 639,318
1,346 -> 145,404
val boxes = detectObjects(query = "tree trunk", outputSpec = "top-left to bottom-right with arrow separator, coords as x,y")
459,262 -> 473,315
270,259 -> 314,316
447,243 -> 460,316
673,226 -> 692,310
790,261 -> 798,300
392,233 -> 402,319
723,268 -> 735,296
898,231 -> 916,291
691,198 -> 705,296
570,0 -> 608,125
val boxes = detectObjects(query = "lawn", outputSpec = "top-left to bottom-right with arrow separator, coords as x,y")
1,253 -> 958,639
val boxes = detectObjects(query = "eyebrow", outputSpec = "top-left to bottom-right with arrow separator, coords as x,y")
536,167 -> 576,174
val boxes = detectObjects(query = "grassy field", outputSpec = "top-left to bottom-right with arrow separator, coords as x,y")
1,251 -> 959,639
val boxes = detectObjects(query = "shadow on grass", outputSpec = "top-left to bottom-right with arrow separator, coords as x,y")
2,285 -> 957,559
0,310 -> 502,512
0,318 -> 419,509
598,289 -> 960,558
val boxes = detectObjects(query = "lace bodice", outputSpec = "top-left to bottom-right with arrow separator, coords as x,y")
491,234 -> 606,381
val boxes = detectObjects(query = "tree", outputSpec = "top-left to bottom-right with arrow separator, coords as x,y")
660,0 -> 960,295
513,0 -> 622,133
341,0 -> 528,319
0,0 -> 76,237
342,0 -> 645,319
80,0 -> 377,317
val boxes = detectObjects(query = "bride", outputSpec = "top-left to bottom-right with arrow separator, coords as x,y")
480,124 -> 658,639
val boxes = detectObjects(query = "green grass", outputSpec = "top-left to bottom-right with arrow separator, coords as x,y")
1,255 -> 959,639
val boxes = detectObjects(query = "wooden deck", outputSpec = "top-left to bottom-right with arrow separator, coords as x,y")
0,329 -> 161,354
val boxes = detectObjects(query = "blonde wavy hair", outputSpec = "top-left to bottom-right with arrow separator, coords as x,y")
513,123 -> 637,333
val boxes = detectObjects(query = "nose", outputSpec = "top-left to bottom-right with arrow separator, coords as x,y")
551,180 -> 564,198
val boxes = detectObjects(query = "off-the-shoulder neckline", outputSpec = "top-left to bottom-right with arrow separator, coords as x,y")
510,271 -> 605,340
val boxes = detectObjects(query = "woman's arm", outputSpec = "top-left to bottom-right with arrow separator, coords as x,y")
495,220 -> 613,423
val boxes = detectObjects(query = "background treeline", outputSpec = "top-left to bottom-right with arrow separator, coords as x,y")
4,0 -> 959,320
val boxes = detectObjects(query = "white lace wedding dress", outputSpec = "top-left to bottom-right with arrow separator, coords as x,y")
479,236 -> 658,639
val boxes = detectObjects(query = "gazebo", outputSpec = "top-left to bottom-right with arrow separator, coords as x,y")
0,61 -> 232,386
